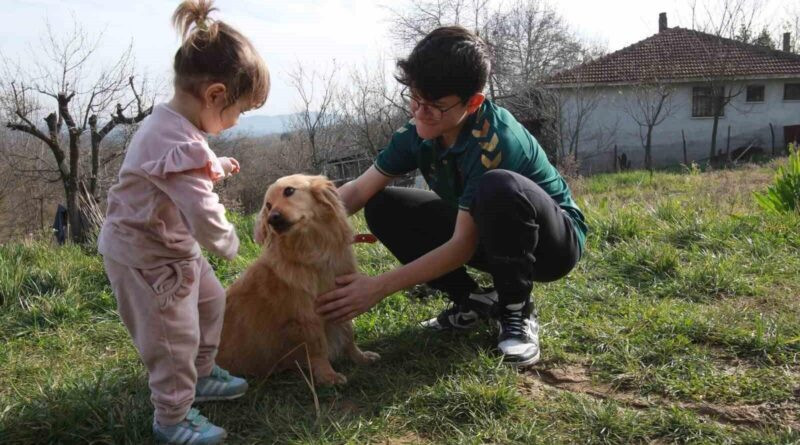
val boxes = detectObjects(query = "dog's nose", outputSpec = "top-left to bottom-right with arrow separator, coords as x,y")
267,211 -> 285,227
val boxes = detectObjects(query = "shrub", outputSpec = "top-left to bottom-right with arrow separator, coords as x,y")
753,145 -> 800,214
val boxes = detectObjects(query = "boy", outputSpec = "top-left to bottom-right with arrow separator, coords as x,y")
315,25 -> 587,367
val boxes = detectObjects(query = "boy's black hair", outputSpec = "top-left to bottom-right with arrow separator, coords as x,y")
395,26 -> 491,102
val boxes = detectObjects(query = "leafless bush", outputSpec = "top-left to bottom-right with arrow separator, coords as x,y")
556,153 -> 581,180
0,129 -> 61,241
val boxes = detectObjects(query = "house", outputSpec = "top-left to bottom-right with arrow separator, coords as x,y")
542,13 -> 800,173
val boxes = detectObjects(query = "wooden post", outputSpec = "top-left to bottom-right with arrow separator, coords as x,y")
769,123 -> 775,156
682,130 -> 688,165
39,197 -> 44,233
726,125 -> 731,164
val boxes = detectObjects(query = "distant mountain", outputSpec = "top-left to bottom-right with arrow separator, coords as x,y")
232,114 -> 292,136
232,112 -> 317,137
93,112 -> 312,142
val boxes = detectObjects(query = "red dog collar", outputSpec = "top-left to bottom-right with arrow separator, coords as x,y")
353,233 -> 377,244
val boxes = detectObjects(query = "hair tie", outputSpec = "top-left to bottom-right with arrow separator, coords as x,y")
197,19 -> 209,32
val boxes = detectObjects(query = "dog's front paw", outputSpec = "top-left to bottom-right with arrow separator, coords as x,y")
360,351 -> 381,364
317,371 -> 348,386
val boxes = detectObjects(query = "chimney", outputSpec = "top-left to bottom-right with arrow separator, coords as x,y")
784,32 -> 791,52
659,12 -> 668,33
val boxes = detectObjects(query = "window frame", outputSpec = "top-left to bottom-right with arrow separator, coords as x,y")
692,86 -> 726,117
784,83 -> 800,101
746,84 -> 765,103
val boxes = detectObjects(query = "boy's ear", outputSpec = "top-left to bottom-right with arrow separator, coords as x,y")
467,93 -> 485,113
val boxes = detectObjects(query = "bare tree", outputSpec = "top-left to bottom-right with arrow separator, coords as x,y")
0,128 -> 60,240
387,0 -> 474,49
784,9 -> 799,53
554,83 -> 602,162
486,0 -> 604,159
623,79 -> 675,172
0,18 -> 154,242
269,132 -> 316,175
701,78 -> 742,163
688,0 -> 761,39
488,0 -> 602,98
686,0 -> 764,161
206,133 -> 274,214
0,131 -> 15,231
287,61 -> 341,173
338,59 -> 408,158
88,75 -> 156,196
386,0 -> 602,99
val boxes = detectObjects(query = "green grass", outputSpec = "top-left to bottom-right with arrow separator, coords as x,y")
1,162 -> 799,444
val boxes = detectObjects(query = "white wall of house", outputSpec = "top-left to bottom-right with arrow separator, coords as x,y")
554,77 -> 800,173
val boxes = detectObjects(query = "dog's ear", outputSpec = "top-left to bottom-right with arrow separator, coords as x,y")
253,207 -> 270,245
309,175 -> 344,213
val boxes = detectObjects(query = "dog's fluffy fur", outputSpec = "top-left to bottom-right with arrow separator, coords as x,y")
217,174 -> 379,385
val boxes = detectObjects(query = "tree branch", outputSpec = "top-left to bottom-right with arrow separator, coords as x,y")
7,121 -> 50,144
57,92 -> 77,130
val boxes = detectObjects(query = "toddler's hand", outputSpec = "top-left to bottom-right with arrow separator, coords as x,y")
219,157 -> 241,177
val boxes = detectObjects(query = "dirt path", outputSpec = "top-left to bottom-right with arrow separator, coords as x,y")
520,364 -> 800,430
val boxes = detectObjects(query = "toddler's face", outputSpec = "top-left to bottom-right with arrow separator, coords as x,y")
200,98 -> 248,135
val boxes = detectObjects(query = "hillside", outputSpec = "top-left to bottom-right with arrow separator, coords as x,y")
1,163 -> 798,444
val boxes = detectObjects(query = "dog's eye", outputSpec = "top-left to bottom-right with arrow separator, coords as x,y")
265,202 -> 272,210
283,187 -> 295,197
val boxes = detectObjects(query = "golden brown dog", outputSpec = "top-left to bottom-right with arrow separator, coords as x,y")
217,174 -> 379,385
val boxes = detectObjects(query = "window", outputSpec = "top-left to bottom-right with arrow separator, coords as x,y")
784,83 -> 800,100
746,85 -> 765,102
692,86 -> 725,117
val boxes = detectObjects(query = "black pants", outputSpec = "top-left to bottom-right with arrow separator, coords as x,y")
364,169 -> 581,316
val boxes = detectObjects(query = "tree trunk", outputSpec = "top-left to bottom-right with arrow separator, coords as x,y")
709,90 -> 725,161
89,114 -> 102,198
709,114 -> 720,161
726,125 -> 731,164
309,132 -> 320,173
67,129 -> 86,243
91,131 -> 100,198
645,125 -> 653,172
65,180 -> 85,243
572,127 -> 580,161
682,129 -> 688,165
769,123 -> 775,156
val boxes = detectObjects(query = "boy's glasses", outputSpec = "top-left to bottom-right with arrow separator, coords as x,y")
401,91 -> 463,121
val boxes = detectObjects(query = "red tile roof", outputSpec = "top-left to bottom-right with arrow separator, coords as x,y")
542,27 -> 800,86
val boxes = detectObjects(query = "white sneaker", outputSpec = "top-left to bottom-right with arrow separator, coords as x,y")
497,302 -> 540,367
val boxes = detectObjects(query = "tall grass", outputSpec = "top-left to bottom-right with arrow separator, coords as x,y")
1,162 -> 799,444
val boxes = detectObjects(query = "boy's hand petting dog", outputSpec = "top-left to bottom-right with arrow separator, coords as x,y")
219,157 -> 240,177
316,273 -> 383,323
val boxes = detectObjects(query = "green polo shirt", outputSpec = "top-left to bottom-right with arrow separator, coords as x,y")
374,99 -> 587,252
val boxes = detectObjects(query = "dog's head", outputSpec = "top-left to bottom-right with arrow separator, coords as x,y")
253,174 -> 348,247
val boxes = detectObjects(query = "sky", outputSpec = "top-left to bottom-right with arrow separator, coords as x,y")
0,0 -> 792,116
